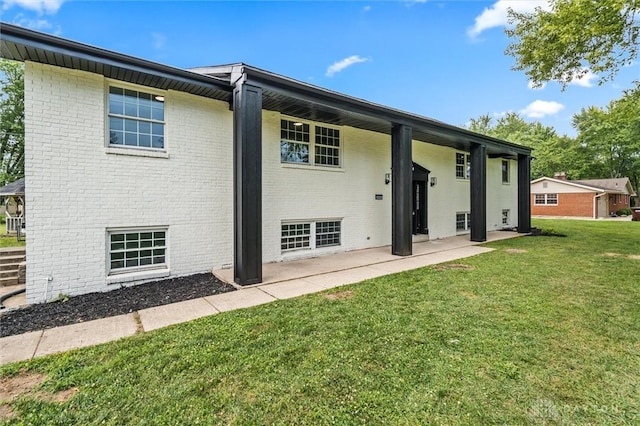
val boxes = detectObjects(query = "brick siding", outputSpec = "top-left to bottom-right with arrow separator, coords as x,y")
531,192 -> 594,217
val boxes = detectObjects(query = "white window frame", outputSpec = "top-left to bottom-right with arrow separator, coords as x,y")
502,209 -> 510,225
501,160 -> 510,184
456,212 -> 471,233
534,193 -> 558,205
280,117 -> 342,168
281,219 -> 342,253
456,152 -> 470,179
107,227 -> 168,275
106,82 -> 166,152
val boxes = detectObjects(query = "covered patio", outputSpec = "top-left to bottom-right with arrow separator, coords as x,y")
214,230 -> 522,296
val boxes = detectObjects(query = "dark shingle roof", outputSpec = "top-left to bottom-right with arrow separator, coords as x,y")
0,178 -> 25,196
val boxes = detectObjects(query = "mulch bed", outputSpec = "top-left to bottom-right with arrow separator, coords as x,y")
0,273 -> 236,338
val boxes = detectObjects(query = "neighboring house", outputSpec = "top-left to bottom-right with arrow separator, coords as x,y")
531,174 -> 637,218
0,24 -> 533,304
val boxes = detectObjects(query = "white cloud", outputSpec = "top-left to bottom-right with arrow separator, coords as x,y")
151,32 -> 167,50
363,5 -> 371,12
468,0 -> 550,38
2,0 -> 66,14
326,55 -> 369,77
520,100 -> 565,118
567,68 -> 598,88
527,80 -> 547,90
11,13 -> 61,33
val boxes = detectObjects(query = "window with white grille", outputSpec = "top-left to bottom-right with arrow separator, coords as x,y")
281,220 -> 342,253
108,228 -> 167,274
281,119 -> 341,167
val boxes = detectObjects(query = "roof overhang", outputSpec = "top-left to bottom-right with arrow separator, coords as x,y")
1,23 -> 531,158
0,23 -> 232,102
192,64 -> 532,157
531,176 -> 631,194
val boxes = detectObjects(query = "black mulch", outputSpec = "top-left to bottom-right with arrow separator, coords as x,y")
0,273 -> 236,338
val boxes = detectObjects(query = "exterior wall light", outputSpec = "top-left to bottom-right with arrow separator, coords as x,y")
430,177 -> 437,187
385,173 -> 391,185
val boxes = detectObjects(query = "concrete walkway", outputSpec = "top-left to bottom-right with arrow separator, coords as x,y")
0,231 -> 521,366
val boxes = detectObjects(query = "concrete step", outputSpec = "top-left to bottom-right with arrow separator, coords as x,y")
0,247 -> 25,257
0,276 -> 18,287
0,255 -> 25,265
0,269 -> 19,279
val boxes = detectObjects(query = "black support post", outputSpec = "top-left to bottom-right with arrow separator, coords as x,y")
391,124 -> 412,256
233,82 -> 263,285
517,154 -> 532,233
470,143 -> 486,242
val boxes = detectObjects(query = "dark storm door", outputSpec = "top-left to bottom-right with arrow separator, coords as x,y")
412,180 -> 428,234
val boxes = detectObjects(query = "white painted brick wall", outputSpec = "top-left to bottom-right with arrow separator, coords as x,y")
262,114 -> 520,262
25,62 -> 233,303
24,62 -> 520,303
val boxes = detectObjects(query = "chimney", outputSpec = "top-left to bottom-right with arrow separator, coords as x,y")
553,172 -> 567,181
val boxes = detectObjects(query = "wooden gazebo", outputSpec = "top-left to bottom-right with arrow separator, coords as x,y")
0,178 -> 25,234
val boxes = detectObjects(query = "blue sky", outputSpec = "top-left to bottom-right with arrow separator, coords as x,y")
2,0 -> 639,136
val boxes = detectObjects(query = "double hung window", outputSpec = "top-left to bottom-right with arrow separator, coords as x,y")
108,86 -> 165,150
534,194 -> 558,205
281,119 -> 341,167
456,153 -> 470,179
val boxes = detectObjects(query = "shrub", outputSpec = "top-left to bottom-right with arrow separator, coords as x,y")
616,208 -> 632,216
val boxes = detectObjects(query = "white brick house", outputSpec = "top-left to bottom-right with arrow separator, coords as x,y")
1,24 -> 532,304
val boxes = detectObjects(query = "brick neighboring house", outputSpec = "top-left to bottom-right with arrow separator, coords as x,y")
531,174 -> 637,218
0,24 -> 534,304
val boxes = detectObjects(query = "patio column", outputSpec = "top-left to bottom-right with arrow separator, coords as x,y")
470,143 -> 486,242
517,153 -> 532,233
391,124 -> 412,256
233,82 -> 262,285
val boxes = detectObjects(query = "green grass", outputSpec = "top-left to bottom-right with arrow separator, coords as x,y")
1,219 -> 639,425
0,216 -> 25,248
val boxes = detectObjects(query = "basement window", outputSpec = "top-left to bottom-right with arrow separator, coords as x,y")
281,220 -> 342,253
502,209 -> 510,225
456,212 -> 471,233
108,228 -> 167,274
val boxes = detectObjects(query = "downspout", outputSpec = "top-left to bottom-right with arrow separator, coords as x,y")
593,192 -> 606,219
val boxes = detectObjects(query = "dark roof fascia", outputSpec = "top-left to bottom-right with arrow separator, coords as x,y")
0,23 -> 231,95
240,65 -> 531,156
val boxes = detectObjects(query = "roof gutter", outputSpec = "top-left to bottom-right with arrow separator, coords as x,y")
0,22 -> 231,93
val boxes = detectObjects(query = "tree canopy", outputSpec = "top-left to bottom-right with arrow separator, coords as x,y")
506,0 -> 640,88
0,59 -> 25,187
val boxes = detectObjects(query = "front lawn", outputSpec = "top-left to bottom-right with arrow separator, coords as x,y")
0,217 -> 25,248
1,219 -> 638,424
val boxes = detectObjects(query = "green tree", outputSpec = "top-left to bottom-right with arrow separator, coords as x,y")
506,0 -> 639,88
572,85 -> 640,190
466,113 -> 592,179
0,59 -> 25,186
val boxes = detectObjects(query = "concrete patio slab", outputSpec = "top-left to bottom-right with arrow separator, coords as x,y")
34,314 -> 138,358
205,287 -> 276,312
0,330 -> 41,364
258,279 -> 326,300
138,298 -> 219,332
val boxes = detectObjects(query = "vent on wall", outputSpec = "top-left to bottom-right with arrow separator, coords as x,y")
543,182 -> 548,188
